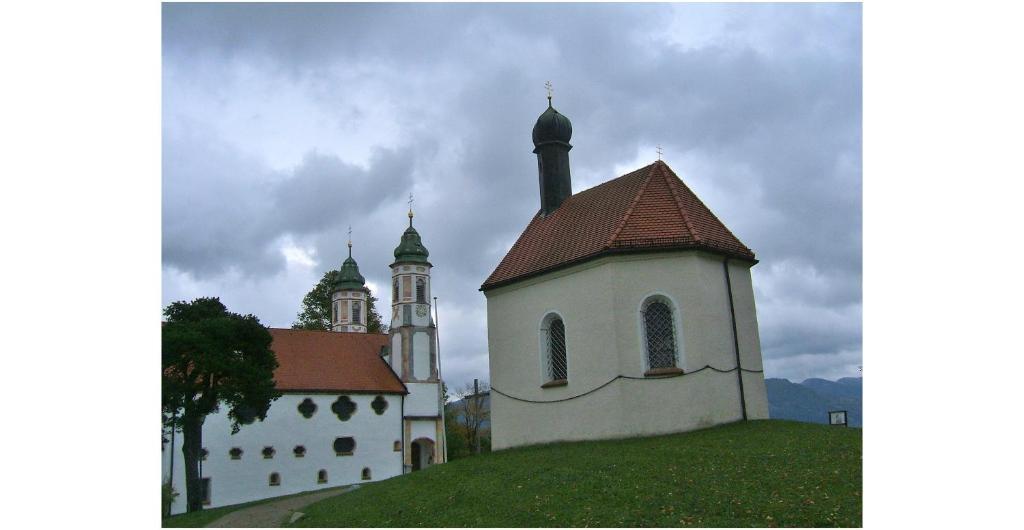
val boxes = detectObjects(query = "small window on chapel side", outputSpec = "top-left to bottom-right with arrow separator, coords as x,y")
269,473 -> 281,486
362,467 -> 372,480
642,297 -> 681,374
317,469 -> 328,484
352,301 -> 362,324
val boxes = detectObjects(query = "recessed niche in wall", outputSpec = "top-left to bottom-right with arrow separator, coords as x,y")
333,437 -> 355,456
331,396 -> 356,421
293,445 -> 306,458
371,395 -> 388,415
317,469 -> 327,484
229,447 -> 243,460
297,398 -> 317,419
393,440 -> 402,452
262,446 -> 275,459
362,467 -> 372,480
269,472 -> 280,486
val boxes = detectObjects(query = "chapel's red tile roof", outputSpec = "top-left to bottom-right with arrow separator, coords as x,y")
481,160 -> 755,291
269,328 -> 406,394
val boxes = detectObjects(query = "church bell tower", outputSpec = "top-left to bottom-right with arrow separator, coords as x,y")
387,204 -> 446,470
331,236 -> 368,333
533,84 -> 573,216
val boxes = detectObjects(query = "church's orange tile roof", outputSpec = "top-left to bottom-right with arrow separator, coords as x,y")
481,160 -> 755,291
269,328 -> 406,394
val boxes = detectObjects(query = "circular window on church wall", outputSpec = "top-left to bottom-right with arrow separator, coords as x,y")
331,396 -> 357,421
333,437 -> 355,456
371,395 -> 388,415
297,398 -> 317,418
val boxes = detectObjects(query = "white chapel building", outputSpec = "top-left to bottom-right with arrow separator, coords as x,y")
162,216 -> 446,515
482,97 -> 770,450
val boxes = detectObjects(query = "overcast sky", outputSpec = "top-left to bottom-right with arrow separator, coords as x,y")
162,3 -> 861,388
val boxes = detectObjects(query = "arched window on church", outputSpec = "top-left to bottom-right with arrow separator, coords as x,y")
540,313 -> 568,385
317,469 -> 327,484
393,278 -> 399,302
269,472 -> 281,486
332,301 -> 338,324
416,277 -> 426,303
352,301 -> 362,325
642,296 -> 680,373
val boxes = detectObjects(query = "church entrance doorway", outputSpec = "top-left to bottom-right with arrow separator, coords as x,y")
410,438 -> 434,471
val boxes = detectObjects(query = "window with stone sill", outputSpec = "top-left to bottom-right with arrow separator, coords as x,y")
262,446 -> 275,459
362,467 -> 372,480
269,472 -> 280,486
317,469 -> 328,484
334,437 -> 355,456
293,445 -> 306,458
393,440 -> 402,452
540,313 -> 568,384
641,296 -> 680,372
229,447 -> 243,460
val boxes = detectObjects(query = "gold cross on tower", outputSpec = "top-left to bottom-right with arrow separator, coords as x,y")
347,225 -> 352,256
407,193 -> 414,225
545,81 -> 553,105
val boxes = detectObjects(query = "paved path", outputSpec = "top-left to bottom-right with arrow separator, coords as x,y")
205,486 -> 355,528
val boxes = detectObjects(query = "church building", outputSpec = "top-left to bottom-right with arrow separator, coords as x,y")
482,96 -> 770,450
162,214 -> 446,515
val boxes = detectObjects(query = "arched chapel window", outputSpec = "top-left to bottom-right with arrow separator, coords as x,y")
416,277 -> 426,303
269,472 -> 281,486
642,297 -> 678,371
352,301 -> 362,325
317,469 -> 327,484
393,278 -> 399,302
541,314 -> 567,384
332,301 -> 338,324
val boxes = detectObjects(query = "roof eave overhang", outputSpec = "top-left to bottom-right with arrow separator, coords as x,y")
480,245 -> 757,292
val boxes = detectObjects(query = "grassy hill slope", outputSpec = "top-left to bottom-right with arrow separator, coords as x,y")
291,420 -> 861,527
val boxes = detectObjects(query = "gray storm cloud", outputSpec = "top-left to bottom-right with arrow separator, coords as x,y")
162,3 -> 862,386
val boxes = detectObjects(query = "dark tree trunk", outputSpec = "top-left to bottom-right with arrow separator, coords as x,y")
181,414 -> 204,513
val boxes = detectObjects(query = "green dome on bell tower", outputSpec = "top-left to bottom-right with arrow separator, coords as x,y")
333,240 -> 367,292
392,206 -> 431,266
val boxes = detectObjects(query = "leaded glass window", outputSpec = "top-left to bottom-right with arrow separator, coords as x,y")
544,315 -> 567,382
352,301 -> 362,324
643,299 -> 677,369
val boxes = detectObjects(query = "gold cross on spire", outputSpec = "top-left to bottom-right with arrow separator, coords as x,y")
347,225 -> 352,257
656,144 -> 663,161
545,81 -> 553,106
407,193 -> 414,226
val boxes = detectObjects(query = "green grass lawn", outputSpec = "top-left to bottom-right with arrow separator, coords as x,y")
289,420 -> 861,527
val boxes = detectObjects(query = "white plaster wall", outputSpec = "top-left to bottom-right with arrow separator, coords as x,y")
404,382 -> 441,417
485,251 -> 769,450
390,334 -> 402,371
413,332 -> 430,380
162,393 -> 403,515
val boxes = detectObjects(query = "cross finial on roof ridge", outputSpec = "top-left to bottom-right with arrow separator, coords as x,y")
407,193 -> 414,226
347,225 -> 352,257
656,145 -> 663,161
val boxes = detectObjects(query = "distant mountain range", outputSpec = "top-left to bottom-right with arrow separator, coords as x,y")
765,377 -> 862,427
449,377 -> 862,429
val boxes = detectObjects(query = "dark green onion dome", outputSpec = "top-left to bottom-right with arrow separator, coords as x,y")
532,102 -> 572,147
334,255 -> 367,291
393,223 -> 431,265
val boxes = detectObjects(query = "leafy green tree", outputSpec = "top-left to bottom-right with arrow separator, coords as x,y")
162,297 -> 280,513
292,270 -> 386,333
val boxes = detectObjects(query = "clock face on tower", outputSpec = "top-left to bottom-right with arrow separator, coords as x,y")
416,305 -> 429,317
